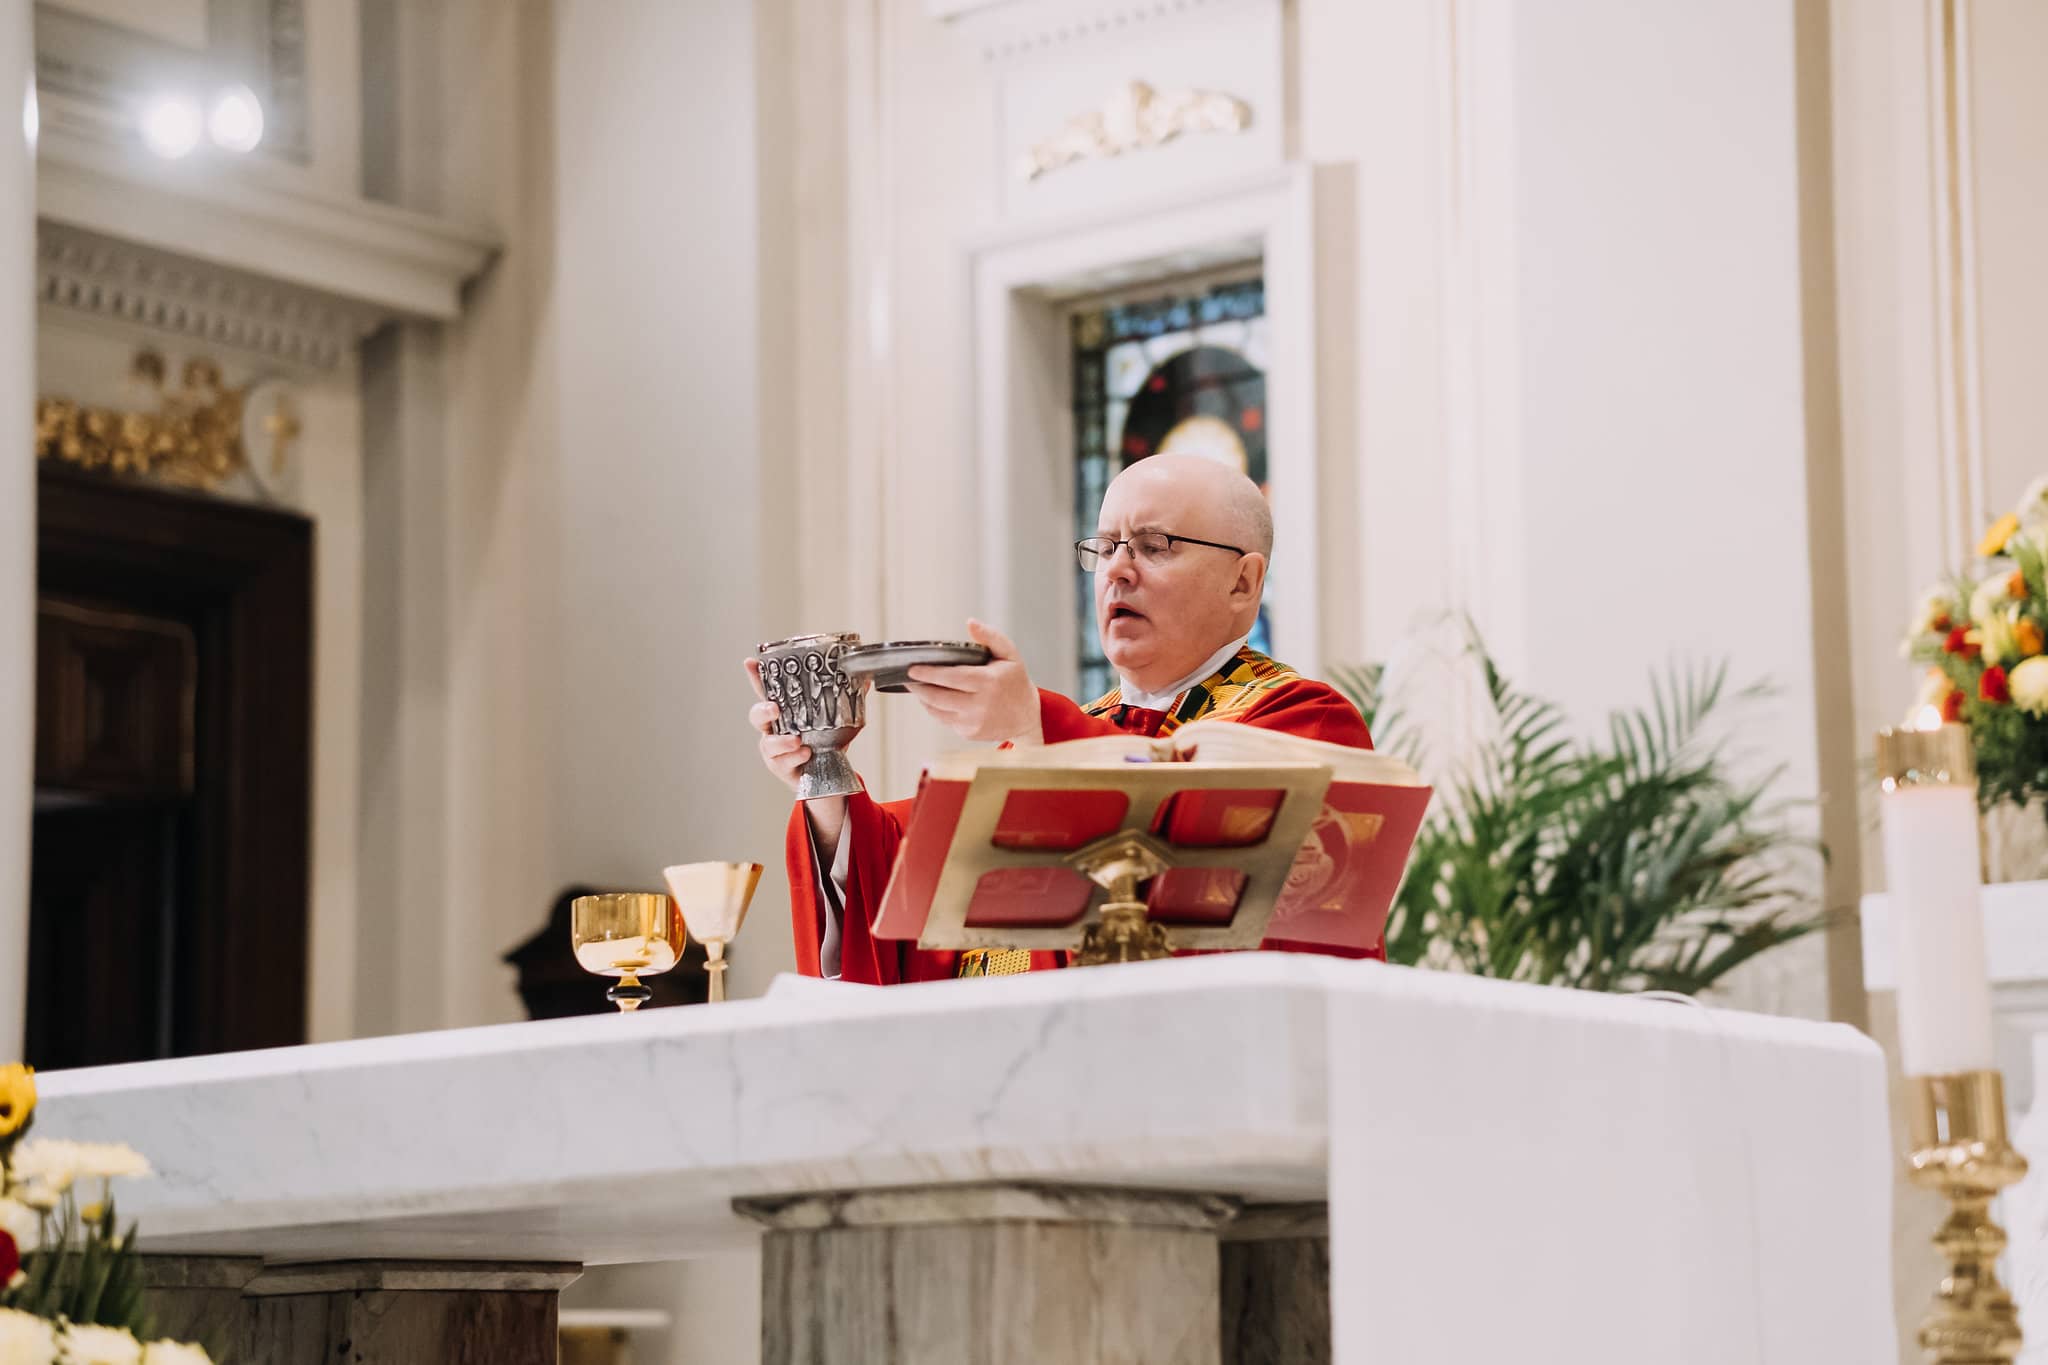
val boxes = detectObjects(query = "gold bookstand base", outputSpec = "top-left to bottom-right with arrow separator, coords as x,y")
1069,833 -> 1175,967
1073,903 -> 1174,965
1908,1070 -> 2029,1364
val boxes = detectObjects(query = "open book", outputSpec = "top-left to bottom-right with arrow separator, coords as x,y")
871,722 -> 1433,953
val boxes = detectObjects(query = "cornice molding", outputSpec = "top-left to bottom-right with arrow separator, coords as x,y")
34,114 -> 500,366
38,222 -> 379,372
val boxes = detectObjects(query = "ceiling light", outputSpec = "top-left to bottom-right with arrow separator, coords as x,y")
139,95 -> 203,159
207,85 -> 263,154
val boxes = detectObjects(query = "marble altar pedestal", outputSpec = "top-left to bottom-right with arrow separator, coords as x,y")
37,955 -> 1898,1364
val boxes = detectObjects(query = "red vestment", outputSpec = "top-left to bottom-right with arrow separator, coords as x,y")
784,659 -> 1377,985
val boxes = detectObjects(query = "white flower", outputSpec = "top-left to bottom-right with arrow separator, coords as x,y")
1971,572 -> 2025,664
1912,586 -> 1962,636
57,1323 -> 141,1365
2019,476 -> 2048,529
0,1196 -> 39,1253
8,1141 -> 150,1195
1972,569 -> 2019,624
2011,658 -> 2048,717
0,1308 -> 58,1365
139,1343 -> 211,1365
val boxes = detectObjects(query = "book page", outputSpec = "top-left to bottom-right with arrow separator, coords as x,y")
926,733 -> 1169,780
1168,721 -> 1424,785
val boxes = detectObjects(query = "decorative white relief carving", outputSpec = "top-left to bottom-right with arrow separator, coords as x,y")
37,222 -> 381,371
934,0 -> 1250,65
1018,79 -> 1251,181
36,118 -> 500,326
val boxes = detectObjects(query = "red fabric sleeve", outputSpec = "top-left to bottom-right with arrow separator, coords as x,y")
1038,690 -> 1127,742
784,789 -> 1053,983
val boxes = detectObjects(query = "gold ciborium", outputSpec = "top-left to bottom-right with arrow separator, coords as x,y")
662,862 -> 763,1003
571,892 -> 687,1013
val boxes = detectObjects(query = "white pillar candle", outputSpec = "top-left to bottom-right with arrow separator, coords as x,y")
1878,734 -> 1996,1077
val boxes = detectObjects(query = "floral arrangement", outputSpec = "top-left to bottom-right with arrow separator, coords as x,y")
0,1064 -> 213,1365
1903,478 -> 2048,814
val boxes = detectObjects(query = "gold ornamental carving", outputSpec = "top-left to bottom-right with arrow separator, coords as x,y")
1018,79 -> 1252,182
35,350 -> 299,494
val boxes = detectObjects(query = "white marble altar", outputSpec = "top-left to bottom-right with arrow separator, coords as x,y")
37,955 -> 1897,1362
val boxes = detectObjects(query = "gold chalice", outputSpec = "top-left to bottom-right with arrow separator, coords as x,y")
570,893 -> 687,1013
662,862 -> 763,1003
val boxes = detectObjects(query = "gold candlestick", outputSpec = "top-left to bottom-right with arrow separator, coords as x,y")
1908,1069 -> 2028,1364
663,862 -> 763,1003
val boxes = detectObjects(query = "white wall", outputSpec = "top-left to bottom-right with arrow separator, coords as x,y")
0,2 -> 34,1060
546,3 -> 797,1359
1968,0 -> 2048,521
548,0 -> 797,992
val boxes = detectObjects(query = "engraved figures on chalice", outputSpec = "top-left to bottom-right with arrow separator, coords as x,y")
755,632 -> 869,801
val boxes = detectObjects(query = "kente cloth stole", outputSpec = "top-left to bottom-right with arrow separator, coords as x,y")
955,947 -> 1034,977
952,649 -> 1302,980
1081,647 -> 1302,738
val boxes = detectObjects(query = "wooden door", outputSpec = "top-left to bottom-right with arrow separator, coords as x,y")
29,468 -> 312,1067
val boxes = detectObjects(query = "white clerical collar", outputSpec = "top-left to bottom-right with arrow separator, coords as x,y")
1118,634 -> 1252,712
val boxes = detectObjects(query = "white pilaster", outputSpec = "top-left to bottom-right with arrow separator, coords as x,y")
0,2 -> 34,1061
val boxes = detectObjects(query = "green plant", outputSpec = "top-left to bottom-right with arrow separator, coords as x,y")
1333,635 -> 1824,994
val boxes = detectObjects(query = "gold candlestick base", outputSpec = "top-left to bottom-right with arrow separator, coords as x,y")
1908,1070 -> 2029,1364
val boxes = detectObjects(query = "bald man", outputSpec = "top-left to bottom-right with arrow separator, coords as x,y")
748,454 -> 1375,984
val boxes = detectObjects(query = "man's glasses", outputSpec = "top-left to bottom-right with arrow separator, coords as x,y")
1075,531 -> 1247,571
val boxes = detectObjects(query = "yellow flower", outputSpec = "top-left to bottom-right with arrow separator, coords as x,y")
2013,657 -> 2048,716
0,1065 -> 35,1139
2019,619 -> 2045,658
1982,513 -> 2021,557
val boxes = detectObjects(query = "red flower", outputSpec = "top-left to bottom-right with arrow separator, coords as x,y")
1240,406 -> 1264,432
0,1228 -> 17,1286
1147,375 -> 1167,392
1946,627 -> 1981,657
1982,665 -> 2011,704
1943,688 -> 1967,723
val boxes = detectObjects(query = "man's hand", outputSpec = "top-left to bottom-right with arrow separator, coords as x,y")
905,619 -> 1044,746
746,657 -> 814,791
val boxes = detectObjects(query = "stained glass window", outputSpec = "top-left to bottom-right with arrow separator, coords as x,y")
1070,276 -> 1270,704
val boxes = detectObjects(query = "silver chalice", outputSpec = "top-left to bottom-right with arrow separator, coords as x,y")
756,632 -> 870,801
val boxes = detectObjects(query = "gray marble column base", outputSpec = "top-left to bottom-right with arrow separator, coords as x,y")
142,1256 -> 581,1364
738,1183 -> 1239,1365
1220,1203 -> 1330,1365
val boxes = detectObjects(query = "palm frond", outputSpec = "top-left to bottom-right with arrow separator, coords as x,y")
1372,636 -> 1820,996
